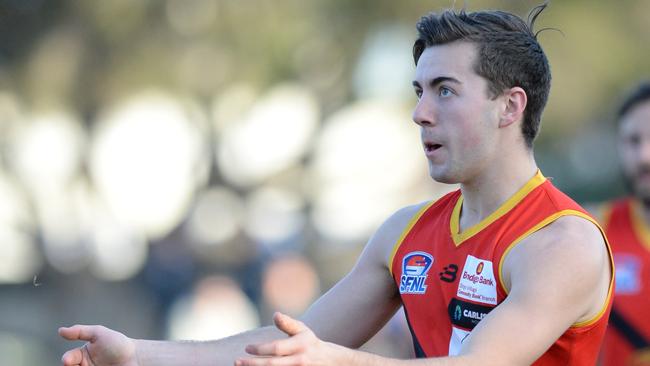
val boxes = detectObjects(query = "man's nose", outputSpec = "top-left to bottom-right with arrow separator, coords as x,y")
412,98 -> 435,127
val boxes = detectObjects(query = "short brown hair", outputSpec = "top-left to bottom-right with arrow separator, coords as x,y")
413,4 -> 552,148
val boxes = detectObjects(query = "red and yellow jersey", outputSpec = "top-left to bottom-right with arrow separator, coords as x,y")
600,198 -> 650,366
390,171 -> 614,365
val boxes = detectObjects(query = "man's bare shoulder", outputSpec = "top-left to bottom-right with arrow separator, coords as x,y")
503,214 -> 611,322
381,201 -> 431,234
509,215 -> 607,273
365,201 -> 432,265
538,215 -> 606,255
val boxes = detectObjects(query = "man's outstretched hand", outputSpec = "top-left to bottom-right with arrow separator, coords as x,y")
236,312 -> 351,366
59,325 -> 138,366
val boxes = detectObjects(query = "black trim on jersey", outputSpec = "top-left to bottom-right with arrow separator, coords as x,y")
402,305 -> 427,358
610,307 -> 650,349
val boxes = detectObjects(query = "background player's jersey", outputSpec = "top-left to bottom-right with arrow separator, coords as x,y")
601,198 -> 650,366
390,171 -> 614,365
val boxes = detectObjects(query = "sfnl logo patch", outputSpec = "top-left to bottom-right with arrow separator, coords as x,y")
400,251 -> 434,294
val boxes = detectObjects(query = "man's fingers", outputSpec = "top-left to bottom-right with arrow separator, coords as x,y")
273,312 -> 308,337
245,333 -> 308,356
236,355 -> 307,366
61,347 -> 83,366
58,325 -> 99,342
245,312 -> 317,356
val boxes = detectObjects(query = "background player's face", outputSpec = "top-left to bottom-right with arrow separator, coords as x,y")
619,100 -> 650,202
411,42 -> 503,184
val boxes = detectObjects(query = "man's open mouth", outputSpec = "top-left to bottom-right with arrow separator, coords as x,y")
424,142 -> 442,152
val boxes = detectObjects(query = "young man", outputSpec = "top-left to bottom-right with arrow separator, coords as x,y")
597,82 -> 650,366
59,5 -> 613,366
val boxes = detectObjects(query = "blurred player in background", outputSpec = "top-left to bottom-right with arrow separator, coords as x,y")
597,81 -> 650,366
59,4 -> 614,366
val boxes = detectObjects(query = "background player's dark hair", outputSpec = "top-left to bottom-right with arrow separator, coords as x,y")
618,81 -> 650,121
413,3 -> 552,148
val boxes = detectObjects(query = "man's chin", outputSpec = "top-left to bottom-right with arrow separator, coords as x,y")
429,167 -> 460,185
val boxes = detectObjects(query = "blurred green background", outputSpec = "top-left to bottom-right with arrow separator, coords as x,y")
0,0 -> 648,364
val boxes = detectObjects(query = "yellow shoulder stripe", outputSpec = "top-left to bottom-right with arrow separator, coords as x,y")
388,201 -> 436,277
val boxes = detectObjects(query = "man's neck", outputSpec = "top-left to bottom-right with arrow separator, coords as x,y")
458,153 -> 538,232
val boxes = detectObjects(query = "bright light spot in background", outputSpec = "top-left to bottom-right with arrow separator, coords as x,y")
90,91 -> 209,239
310,101 -> 426,242
262,255 -> 319,317
185,186 -> 244,247
8,111 -> 84,198
41,179 -> 149,280
0,173 -> 32,235
0,91 -> 22,137
7,111 -> 91,275
40,195 -> 90,274
0,173 -> 40,284
0,230 -> 40,284
244,186 -> 305,245
353,25 -> 414,101
217,84 -> 320,187
89,214 -> 148,282
167,276 -> 259,340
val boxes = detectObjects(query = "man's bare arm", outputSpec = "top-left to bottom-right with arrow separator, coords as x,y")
59,203 -> 427,366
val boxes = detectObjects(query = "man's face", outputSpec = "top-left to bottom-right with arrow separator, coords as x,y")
619,100 -> 650,201
411,42 -> 503,184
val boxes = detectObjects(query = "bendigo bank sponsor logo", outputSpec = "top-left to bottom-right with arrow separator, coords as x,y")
456,255 -> 497,305
400,251 -> 434,294
461,270 -> 494,286
447,298 -> 494,329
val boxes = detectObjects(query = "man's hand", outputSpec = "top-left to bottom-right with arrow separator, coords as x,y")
236,312 -> 350,366
59,325 -> 138,366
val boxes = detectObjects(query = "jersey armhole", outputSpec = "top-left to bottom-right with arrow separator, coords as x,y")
497,210 -> 615,328
388,201 -> 436,277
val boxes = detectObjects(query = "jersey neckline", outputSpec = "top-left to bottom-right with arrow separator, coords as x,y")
449,170 -> 547,246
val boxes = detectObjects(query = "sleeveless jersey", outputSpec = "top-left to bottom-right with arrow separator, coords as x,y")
390,171 -> 614,365
600,198 -> 650,366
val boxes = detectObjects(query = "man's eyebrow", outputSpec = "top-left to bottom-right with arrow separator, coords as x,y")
412,76 -> 461,88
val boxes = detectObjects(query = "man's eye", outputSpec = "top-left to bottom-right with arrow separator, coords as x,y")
439,87 -> 453,97
415,90 -> 423,98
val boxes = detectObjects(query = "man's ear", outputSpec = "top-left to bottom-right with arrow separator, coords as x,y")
499,87 -> 527,128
